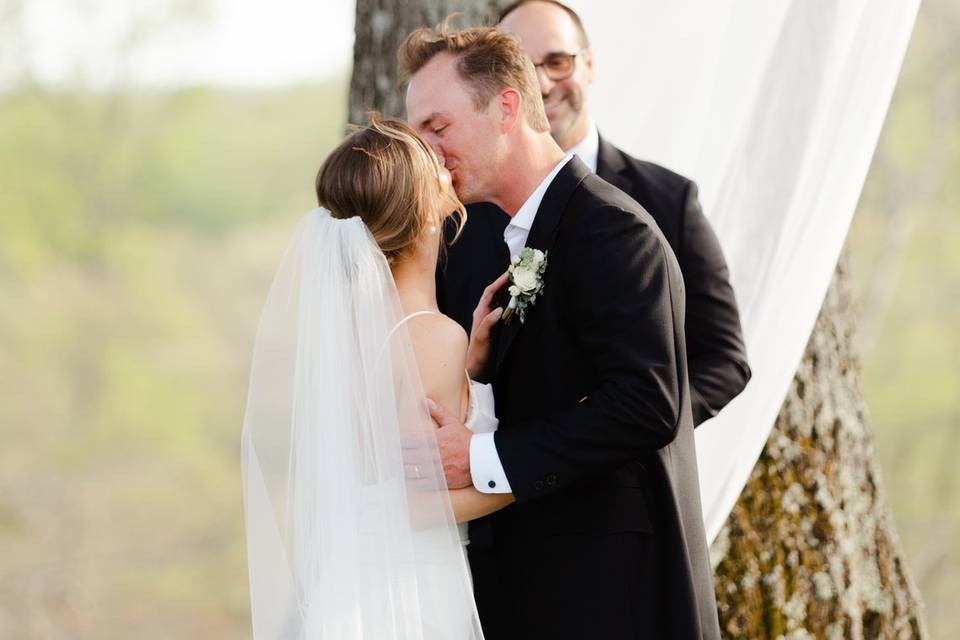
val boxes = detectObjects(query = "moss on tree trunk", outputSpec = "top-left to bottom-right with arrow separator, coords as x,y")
711,252 -> 927,639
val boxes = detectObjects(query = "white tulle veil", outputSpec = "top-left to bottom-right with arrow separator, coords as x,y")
241,208 -> 482,639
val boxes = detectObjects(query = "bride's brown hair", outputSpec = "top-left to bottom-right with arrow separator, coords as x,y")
315,113 -> 466,266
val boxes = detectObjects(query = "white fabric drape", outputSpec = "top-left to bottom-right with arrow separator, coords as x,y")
569,0 -> 920,541
241,209 -> 483,639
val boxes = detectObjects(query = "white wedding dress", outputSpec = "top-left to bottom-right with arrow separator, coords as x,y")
241,209 -> 484,639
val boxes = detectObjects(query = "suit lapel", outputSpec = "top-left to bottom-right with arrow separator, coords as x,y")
596,135 -> 632,195
495,157 -> 592,372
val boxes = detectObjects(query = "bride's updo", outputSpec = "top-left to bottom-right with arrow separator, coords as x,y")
315,113 -> 465,266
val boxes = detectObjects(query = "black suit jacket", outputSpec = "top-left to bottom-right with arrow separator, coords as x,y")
441,158 -> 721,639
595,137 -> 750,423
438,139 -> 749,426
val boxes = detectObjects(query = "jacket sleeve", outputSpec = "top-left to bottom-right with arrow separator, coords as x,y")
676,182 -> 751,425
494,205 -> 686,502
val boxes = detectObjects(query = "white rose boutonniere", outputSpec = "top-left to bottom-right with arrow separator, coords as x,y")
501,247 -> 547,324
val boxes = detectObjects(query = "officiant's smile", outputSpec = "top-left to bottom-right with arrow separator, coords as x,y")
500,0 -> 595,151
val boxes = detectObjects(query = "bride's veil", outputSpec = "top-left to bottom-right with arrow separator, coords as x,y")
241,207 -> 483,639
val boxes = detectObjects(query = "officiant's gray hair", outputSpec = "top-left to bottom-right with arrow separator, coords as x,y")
398,21 -> 550,133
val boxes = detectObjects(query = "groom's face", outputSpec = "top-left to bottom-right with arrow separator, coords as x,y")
405,53 -> 501,205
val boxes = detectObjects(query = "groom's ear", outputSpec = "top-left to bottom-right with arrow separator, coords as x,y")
497,88 -> 523,133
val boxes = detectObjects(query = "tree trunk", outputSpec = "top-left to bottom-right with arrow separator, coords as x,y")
349,0 -> 506,124
349,2 -> 929,637
711,250 -> 928,639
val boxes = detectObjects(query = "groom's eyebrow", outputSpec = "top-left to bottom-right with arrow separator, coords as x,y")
419,112 -> 446,129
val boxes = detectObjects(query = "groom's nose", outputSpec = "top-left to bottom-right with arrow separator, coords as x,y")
425,140 -> 446,165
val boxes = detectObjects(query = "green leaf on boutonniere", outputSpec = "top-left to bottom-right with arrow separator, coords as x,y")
501,247 -> 548,325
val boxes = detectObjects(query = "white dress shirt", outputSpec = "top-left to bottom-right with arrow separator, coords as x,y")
566,121 -> 600,173
469,153 -> 574,495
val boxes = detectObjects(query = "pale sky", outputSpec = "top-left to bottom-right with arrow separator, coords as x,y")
7,0 -> 355,88
6,0 -> 610,90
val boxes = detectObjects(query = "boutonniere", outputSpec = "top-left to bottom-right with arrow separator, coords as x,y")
501,247 -> 547,324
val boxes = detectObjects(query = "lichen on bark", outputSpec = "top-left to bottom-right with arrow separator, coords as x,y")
711,252 -> 928,639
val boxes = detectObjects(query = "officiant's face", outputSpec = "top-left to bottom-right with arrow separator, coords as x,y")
500,2 -> 594,150
405,53 -> 502,205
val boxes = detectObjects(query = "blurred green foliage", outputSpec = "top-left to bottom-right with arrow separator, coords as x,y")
0,84 -> 343,272
0,80 -> 346,637
848,1 -> 960,637
0,1 -> 957,638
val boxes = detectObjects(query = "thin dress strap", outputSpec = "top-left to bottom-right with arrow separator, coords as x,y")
384,310 -> 474,421
385,310 -> 440,344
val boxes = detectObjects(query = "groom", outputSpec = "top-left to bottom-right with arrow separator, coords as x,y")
402,23 -> 721,640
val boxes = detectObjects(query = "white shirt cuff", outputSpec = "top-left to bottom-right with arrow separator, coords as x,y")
469,432 -> 512,494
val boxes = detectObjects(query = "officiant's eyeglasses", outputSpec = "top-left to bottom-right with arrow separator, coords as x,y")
532,49 -> 587,81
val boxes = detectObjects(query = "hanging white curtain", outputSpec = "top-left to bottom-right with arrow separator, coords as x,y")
568,0 -> 921,541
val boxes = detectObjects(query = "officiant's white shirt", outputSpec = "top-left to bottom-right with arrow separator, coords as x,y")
470,153 -> 573,495
567,121 -> 600,173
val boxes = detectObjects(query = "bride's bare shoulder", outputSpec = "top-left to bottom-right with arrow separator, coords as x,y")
405,313 -> 468,413
405,313 -> 467,372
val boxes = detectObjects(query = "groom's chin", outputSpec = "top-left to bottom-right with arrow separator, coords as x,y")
452,177 -> 489,206
453,186 -> 479,206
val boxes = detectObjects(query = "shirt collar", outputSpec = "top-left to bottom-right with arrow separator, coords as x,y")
566,121 -> 599,173
507,154 -> 574,233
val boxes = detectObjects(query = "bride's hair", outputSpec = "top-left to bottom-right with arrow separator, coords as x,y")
315,113 -> 466,266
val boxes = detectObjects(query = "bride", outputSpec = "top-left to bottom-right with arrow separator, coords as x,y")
241,115 -> 512,639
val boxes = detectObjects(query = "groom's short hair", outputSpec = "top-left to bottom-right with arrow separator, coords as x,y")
398,21 -> 550,133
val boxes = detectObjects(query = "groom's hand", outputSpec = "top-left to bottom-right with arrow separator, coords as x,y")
428,398 -> 473,489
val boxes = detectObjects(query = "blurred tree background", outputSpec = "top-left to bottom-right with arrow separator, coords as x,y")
846,0 -> 960,635
0,0 -> 956,638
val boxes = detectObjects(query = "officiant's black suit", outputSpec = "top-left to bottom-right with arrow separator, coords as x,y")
438,156 -> 723,639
